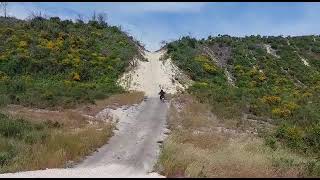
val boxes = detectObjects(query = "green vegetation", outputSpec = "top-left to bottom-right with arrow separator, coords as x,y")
0,16 -> 143,109
165,35 -> 320,165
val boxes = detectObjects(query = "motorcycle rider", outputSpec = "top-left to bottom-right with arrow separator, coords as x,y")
159,89 -> 165,101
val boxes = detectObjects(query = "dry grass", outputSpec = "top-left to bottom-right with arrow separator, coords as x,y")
158,134 -> 308,177
1,106 -> 88,128
75,91 -> 145,116
156,94 -> 311,177
167,94 -> 217,129
1,123 -> 114,173
1,91 -> 145,128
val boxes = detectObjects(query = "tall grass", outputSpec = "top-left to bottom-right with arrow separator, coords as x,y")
0,113 -> 114,173
157,133 -> 311,177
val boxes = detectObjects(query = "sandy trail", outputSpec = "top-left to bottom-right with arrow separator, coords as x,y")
1,50 -> 186,178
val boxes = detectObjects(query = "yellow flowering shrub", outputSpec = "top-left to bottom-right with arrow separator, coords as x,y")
72,72 -> 81,81
0,72 -> 9,81
302,92 -> 312,98
196,82 -> 209,87
46,41 -> 55,49
73,57 -> 81,67
63,80 -> 72,87
258,73 -> 267,81
261,95 -> 281,105
18,41 -> 28,49
272,107 -> 291,118
284,102 -> 299,111
203,63 -> 217,74
248,67 -> 259,77
0,55 -> 6,61
195,54 -> 210,63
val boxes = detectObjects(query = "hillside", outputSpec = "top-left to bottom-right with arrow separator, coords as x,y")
164,35 -> 320,158
0,16 -> 144,109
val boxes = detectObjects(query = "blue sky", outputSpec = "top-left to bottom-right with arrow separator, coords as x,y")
6,2 -> 320,51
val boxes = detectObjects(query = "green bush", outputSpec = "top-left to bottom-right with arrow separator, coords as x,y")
275,124 -> 303,149
265,135 -> 278,150
0,113 -> 47,142
0,152 -> 11,167
304,125 -> 320,153
0,114 -> 51,168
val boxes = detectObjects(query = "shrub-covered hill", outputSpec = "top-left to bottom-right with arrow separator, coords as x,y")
165,35 -> 320,156
0,16 -> 144,108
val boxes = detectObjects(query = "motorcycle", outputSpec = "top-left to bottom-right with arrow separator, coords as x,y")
160,94 -> 165,102
159,85 -> 166,103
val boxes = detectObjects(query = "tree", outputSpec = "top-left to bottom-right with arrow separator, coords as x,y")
160,40 -> 167,46
97,12 -> 107,26
76,14 -> 84,24
92,11 -> 96,21
1,2 -> 8,18
28,10 -> 46,20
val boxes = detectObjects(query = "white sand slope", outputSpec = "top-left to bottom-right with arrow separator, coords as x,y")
119,50 -> 189,97
299,56 -> 310,66
264,44 -> 280,58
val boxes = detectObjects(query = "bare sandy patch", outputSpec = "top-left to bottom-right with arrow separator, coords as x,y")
0,92 -> 145,128
264,44 -> 280,58
75,91 -> 145,116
